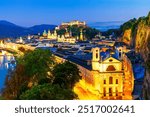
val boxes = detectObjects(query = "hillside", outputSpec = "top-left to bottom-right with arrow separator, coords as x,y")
120,12 -> 150,99
0,20 -> 57,38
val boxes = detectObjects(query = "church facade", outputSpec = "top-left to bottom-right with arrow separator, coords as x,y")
54,46 -> 134,100
74,47 -> 134,100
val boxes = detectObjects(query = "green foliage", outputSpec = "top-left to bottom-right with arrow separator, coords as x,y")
67,25 -> 81,37
118,11 -> 150,40
84,27 -> 99,39
2,49 -> 55,99
20,84 -> 77,100
17,49 -> 55,83
57,28 -> 66,36
0,95 -> 5,100
2,49 -> 81,100
102,29 -> 121,37
53,61 -> 81,89
120,18 -> 137,33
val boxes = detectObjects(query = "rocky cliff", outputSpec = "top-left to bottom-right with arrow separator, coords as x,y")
121,12 -> 150,99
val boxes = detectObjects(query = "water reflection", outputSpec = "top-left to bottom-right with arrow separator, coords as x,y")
0,55 -> 16,89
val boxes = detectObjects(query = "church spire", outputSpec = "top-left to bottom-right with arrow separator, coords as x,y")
80,29 -> 83,41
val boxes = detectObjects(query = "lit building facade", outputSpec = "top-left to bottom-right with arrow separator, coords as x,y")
57,30 -> 76,43
61,20 -> 86,26
39,29 -> 58,40
54,47 -> 134,100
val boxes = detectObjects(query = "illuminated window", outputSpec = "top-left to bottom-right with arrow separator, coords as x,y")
116,79 -> 118,84
106,65 -> 116,71
109,77 -> 113,84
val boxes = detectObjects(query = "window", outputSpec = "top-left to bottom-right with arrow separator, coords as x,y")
104,80 -> 106,84
96,53 -> 98,59
109,77 -> 113,84
116,79 -> 118,84
109,59 -> 113,62
103,88 -> 106,96
109,88 -> 112,96
106,65 -> 116,71
96,50 -> 99,59
116,87 -> 118,96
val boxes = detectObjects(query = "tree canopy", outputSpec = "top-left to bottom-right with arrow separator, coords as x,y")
17,49 -> 55,84
2,49 -> 81,100
52,61 -> 81,89
20,84 -> 77,100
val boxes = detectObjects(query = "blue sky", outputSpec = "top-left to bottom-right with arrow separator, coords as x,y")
0,0 -> 150,26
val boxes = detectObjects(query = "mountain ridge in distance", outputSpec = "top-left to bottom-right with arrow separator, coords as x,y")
0,20 -> 57,38
89,21 -> 124,32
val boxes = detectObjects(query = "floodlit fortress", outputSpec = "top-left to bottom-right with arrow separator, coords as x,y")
58,20 -> 86,29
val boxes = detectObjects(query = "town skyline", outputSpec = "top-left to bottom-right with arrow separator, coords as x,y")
0,0 -> 150,26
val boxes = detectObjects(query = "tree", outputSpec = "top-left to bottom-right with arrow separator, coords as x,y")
20,84 -> 77,100
56,28 -> 66,36
17,49 -> 55,85
2,49 -> 55,99
2,64 -> 30,99
52,61 -> 81,89
84,27 -> 99,39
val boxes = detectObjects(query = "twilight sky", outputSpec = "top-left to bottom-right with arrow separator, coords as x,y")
0,0 -> 150,26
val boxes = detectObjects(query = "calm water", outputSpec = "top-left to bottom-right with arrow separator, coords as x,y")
0,55 -> 15,90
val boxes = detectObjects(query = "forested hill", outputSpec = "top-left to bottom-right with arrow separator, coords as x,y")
0,20 -> 56,38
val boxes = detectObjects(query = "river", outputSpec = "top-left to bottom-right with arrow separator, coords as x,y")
0,55 -> 15,91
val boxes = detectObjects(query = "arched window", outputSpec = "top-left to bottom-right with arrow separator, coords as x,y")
106,65 -> 116,71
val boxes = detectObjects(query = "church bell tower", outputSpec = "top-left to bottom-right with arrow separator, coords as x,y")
92,47 -> 100,70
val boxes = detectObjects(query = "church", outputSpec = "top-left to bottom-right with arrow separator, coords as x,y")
39,29 -> 58,40
54,46 -> 134,100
